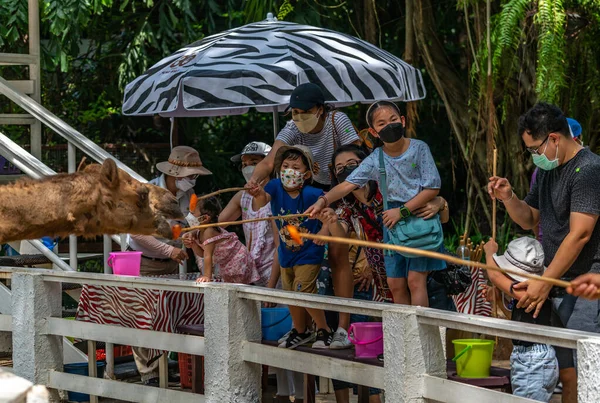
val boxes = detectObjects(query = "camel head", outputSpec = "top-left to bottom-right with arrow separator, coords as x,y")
80,160 -> 183,238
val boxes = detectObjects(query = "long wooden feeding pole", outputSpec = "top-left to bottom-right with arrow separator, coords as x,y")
492,148 -> 498,240
285,225 -> 572,289
196,187 -> 246,202
178,214 -> 311,235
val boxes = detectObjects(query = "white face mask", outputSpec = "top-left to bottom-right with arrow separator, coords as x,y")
242,165 -> 255,183
186,212 -> 201,227
176,178 -> 196,193
280,168 -> 306,189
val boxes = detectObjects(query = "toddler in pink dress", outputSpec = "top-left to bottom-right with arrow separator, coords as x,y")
184,196 -> 260,284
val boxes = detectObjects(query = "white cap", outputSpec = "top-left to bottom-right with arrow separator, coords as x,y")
230,141 -> 272,162
492,237 -> 546,283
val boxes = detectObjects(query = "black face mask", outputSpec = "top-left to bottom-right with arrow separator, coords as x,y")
336,165 -> 358,183
377,122 -> 405,143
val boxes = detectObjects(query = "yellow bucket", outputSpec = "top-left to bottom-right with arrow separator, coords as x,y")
452,339 -> 495,378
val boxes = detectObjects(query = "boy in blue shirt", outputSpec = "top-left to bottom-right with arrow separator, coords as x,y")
252,145 -> 333,349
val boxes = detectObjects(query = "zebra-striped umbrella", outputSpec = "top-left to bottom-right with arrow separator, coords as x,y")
122,15 -> 426,118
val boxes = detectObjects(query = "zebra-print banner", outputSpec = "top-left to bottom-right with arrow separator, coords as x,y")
123,20 -> 426,117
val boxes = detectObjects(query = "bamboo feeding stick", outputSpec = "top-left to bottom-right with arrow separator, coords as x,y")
196,187 -> 246,202
177,214 -> 311,235
492,148 -> 498,240
285,226 -> 572,290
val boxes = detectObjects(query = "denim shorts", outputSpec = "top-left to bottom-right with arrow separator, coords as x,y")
510,344 -> 559,402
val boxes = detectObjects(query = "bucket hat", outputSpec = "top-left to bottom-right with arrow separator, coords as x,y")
492,237 -> 546,283
156,146 -> 212,177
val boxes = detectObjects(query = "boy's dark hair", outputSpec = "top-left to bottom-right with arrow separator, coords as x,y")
199,196 -> 222,223
517,102 -> 570,141
280,149 -> 313,184
329,144 -> 377,204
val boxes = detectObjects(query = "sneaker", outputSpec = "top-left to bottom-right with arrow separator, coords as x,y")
329,327 -> 352,350
278,328 -> 315,349
278,329 -> 292,345
312,328 -> 332,349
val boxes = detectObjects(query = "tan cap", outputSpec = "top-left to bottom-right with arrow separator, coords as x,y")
274,144 -> 315,175
156,146 -> 212,177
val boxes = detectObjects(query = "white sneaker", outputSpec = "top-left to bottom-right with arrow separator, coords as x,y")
329,327 -> 352,350
278,329 -> 292,344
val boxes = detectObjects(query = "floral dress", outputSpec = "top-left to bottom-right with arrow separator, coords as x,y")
196,229 -> 260,285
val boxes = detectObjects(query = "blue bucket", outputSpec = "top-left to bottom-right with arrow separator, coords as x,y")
261,307 -> 292,341
63,362 -> 105,402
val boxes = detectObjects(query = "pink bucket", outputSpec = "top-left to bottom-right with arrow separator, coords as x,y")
107,252 -> 142,276
348,322 -> 384,358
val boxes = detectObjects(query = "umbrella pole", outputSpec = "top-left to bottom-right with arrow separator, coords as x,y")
272,107 -> 279,140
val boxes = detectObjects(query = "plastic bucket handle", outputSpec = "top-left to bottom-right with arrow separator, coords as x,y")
107,255 -> 114,269
452,344 -> 472,362
348,324 -> 384,346
261,312 -> 291,329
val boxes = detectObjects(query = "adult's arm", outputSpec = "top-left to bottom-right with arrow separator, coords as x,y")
488,176 -> 540,230
248,140 -> 287,186
129,234 -> 175,258
515,211 -> 599,316
218,191 -> 243,226
404,188 -> 439,213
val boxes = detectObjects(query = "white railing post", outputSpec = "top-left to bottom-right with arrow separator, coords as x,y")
11,272 -> 62,401
578,338 -> 600,402
203,284 -> 261,402
383,309 -> 446,402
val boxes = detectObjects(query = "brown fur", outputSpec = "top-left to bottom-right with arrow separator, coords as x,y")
0,159 -> 182,243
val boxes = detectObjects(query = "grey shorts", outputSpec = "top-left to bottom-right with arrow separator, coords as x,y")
551,295 -> 600,369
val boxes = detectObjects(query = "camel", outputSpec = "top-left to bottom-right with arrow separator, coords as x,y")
0,159 -> 182,243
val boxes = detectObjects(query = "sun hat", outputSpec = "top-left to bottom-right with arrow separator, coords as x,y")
492,237 -> 545,283
230,141 -> 272,162
567,117 -> 582,139
156,146 -> 212,177
274,144 -> 315,175
288,83 -> 325,111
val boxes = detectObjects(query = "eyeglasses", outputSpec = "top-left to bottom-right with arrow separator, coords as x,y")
526,135 -> 550,155
334,160 -> 360,175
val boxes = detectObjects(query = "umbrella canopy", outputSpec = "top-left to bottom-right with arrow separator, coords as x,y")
122,16 -> 426,117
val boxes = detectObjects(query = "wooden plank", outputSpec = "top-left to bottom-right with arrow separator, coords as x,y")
87,340 -> 99,403
158,354 -> 168,389
46,318 -> 205,356
0,53 -> 37,65
0,314 -> 11,331
241,341 -> 385,389
237,286 -> 389,317
416,308 -> 600,349
48,370 -> 205,403
7,80 -> 34,95
0,113 -> 35,125
423,374 -> 536,403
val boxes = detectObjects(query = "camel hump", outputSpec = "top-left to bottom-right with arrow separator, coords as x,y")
100,158 -> 119,188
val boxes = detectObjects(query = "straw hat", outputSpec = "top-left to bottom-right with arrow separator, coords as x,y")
274,144 -> 315,175
492,237 -> 546,283
156,146 -> 212,177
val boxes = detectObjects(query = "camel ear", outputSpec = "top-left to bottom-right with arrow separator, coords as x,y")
100,159 -> 119,188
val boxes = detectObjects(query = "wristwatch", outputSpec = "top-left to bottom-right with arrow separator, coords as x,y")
398,205 -> 411,219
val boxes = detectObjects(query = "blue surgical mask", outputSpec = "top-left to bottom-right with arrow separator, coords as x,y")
532,140 -> 559,171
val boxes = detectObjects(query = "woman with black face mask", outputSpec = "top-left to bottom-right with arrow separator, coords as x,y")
306,101 -> 446,308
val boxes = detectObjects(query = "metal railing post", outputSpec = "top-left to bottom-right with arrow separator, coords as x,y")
67,142 -> 77,271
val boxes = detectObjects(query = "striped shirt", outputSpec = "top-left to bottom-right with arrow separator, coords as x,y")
276,111 -> 359,185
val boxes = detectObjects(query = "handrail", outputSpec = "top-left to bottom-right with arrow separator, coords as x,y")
6,267 -> 600,350
0,76 -> 146,183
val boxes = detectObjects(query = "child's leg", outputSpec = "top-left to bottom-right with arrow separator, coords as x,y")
294,263 -> 330,331
407,271 -> 429,307
306,308 -> 328,330
384,251 -> 410,305
281,266 -> 308,332
387,277 -> 410,305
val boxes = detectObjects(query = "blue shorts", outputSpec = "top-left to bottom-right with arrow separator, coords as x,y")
382,226 -> 446,278
511,344 -> 558,402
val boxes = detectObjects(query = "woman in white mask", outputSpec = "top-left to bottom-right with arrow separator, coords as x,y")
126,146 -> 212,386
247,83 -> 361,343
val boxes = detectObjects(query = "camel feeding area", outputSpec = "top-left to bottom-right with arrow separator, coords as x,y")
3,1 -> 600,403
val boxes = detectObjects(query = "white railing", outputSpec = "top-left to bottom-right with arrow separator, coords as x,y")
2,266 -> 600,403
